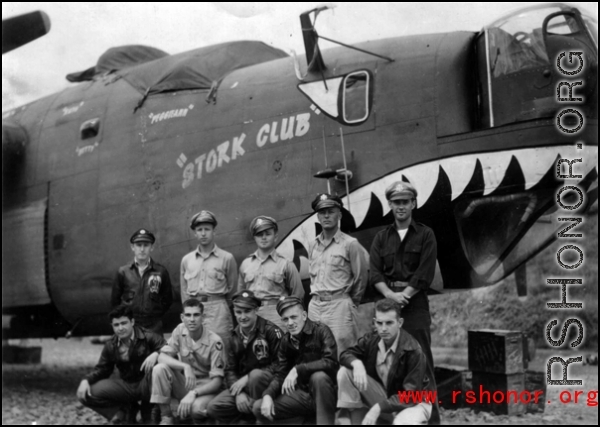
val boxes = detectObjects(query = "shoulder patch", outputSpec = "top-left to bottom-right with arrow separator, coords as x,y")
215,341 -> 223,351
275,329 -> 282,339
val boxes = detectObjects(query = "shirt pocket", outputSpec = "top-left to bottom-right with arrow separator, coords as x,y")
265,272 -> 284,293
381,250 -> 396,275
183,270 -> 201,294
207,268 -> 226,292
404,244 -> 422,270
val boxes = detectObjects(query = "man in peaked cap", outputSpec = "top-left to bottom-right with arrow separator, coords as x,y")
180,210 -> 238,343
238,215 -> 304,329
369,181 -> 440,424
253,296 -> 338,424
207,290 -> 283,423
111,228 -> 173,334
307,193 -> 369,355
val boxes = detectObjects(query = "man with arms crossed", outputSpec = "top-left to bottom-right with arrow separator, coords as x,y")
76,305 -> 165,424
252,296 -> 338,425
308,193 -> 369,354
207,290 -> 283,423
337,298 -> 434,425
150,299 -> 225,424
180,210 -> 238,342
237,215 -> 304,329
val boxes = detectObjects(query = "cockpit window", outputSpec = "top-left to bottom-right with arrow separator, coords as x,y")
343,71 -> 369,123
486,6 -> 560,77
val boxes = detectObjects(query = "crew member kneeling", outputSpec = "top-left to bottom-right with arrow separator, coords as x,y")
76,305 -> 165,424
337,299 -> 434,425
207,290 -> 283,423
151,299 -> 225,424
252,296 -> 338,425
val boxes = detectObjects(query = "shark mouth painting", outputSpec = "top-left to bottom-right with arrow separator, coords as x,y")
278,145 -> 598,292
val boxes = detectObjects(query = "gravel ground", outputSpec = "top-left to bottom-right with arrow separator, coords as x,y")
2,338 -> 598,425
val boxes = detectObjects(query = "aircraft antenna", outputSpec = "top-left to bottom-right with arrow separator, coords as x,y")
484,27 -> 494,126
339,127 -> 351,213
322,128 -> 332,194
318,34 -> 394,63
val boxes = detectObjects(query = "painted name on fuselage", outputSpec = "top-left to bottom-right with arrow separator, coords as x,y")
179,112 -> 311,189
149,105 -> 193,125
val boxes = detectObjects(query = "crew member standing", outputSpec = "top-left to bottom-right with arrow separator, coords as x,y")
308,194 -> 369,354
369,181 -> 440,424
238,216 -> 304,329
180,210 -> 238,341
111,228 -> 173,334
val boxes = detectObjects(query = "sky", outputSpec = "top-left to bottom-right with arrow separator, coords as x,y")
2,2 -> 597,110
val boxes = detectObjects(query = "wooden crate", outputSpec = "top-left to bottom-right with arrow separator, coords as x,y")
435,365 -> 472,409
524,370 -> 546,414
468,329 -> 524,374
472,372 -> 527,415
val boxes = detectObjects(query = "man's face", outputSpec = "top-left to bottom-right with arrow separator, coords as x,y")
254,228 -> 277,251
111,316 -> 135,341
181,306 -> 203,333
131,242 -> 153,262
194,224 -> 215,247
374,310 -> 403,345
388,198 -> 416,223
317,207 -> 341,232
233,306 -> 259,330
280,305 -> 307,336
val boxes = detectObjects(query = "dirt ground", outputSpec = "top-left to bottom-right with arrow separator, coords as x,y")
2,338 -> 598,425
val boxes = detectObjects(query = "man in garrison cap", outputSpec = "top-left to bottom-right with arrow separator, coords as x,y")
111,228 -> 173,334
180,210 -> 238,342
207,290 -> 284,423
252,296 -> 338,425
369,181 -> 440,424
237,215 -> 304,329
307,193 -> 369,355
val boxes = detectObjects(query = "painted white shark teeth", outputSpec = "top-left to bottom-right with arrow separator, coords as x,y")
277,145 -> 598,266
440,156 -> 478,201
478,151 -> 513,196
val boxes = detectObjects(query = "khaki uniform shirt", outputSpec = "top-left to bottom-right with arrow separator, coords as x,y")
376,332 -> 400,389
238,250 -> 304,301
308,230 -> 369,305
162,323 -> 225,380
180,245 -> 238,301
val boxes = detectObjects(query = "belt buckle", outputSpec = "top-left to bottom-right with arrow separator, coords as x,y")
198,295 -> 208,302
320,295 -> 332,301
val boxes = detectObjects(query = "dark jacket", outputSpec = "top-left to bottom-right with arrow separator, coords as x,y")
339,330 -> 433,414
226,316 -> 283,388
263,318 -> 338,399
85,326 -> 166,385
369,220 -> 437,328
111,258 -> 173,322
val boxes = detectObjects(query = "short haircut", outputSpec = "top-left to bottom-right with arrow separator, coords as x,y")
108,305 -> 134,321
375,298 -> 402,319
183,298 -> 204,314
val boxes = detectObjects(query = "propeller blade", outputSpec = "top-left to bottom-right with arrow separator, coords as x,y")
2,11 -> 51,54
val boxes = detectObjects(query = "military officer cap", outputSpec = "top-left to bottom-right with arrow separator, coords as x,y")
232,290 -> 262,309
311,193 -> 343,212
130,228 -> 156,244
385,181 -> 418,201
250,216 -> 278,236
190,210 -> 218,229
276,296 -> 305,316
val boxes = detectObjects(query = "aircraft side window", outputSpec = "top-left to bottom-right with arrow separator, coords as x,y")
80,118 -> 100,140
342,71 -> 369,124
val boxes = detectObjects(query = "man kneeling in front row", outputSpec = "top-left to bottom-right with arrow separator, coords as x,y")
77,305 -> 165,424
207,290 -> 283,423
151,299 -> 225,424
337,298 -> 434,425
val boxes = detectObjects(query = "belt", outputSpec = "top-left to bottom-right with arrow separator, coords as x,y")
193,295 -> 226,302
261,299 -> 279,306
311,292 -> 349,302
389,281 -> 408,290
